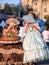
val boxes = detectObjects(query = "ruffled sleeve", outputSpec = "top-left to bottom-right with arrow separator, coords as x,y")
33,22 -> 41,31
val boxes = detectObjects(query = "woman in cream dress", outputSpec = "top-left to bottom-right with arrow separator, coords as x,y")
22,15 -> 49,65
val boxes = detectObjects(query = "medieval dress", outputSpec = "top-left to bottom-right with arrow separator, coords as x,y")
22,22 -> 49,63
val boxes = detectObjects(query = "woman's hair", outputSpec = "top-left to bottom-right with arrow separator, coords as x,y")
4,24 -> 10,29
32,13 -> 36,18
44,25 -> 48,30
28,11 -> 35,18
6,58 -> 11,62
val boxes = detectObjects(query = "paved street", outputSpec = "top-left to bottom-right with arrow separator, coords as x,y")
39,64 -> 49,65
36,46 -> 49,65
36,59 -> 49,65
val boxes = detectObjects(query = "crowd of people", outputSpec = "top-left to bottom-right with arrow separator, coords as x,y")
0,11 -> 49,65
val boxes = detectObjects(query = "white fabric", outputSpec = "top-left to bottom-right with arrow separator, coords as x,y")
18,27 -> 26,42
23,28 -> 49,63
42,30 -> 49,42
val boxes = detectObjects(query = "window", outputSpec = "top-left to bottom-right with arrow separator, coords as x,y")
34,1 -> 38,5
43,1 -> 47,5
44,8 -> 47,12
33,8 -> 37,12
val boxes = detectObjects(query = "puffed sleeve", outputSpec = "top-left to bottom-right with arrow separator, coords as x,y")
33,22 -> 41,31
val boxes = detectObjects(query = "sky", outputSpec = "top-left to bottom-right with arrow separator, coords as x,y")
0,0 -> 21,5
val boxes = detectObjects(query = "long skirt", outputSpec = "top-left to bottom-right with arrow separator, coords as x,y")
22,29 -> 49,63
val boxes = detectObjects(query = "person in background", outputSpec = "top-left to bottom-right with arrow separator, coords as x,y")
37,18 -> 45,33
3,14 -> 20,37
6,14 -> 20,26
2,23 -> 19,37
0,20 -> 6,28
42,24 -> 49,46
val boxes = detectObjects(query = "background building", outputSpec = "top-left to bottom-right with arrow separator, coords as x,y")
22,0 -> 49,21
0,4 -> 5,10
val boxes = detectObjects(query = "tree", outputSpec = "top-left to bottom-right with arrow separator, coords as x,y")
4,3 -> 11,14
10,5 -> 17,16
4,3 -> 17,17
0,9 -> 5,13
19,5 -> 33,17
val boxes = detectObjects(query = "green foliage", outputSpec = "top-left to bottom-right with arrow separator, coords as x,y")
10,6 -> 17,15
0,3 -> 33,18
5,3 -> 11,14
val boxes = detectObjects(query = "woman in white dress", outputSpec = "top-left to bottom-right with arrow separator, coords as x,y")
22,15 -> 49,65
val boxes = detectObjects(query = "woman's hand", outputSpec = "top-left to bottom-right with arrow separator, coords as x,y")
29,23 -> 40,32
29,23 -> 34,28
